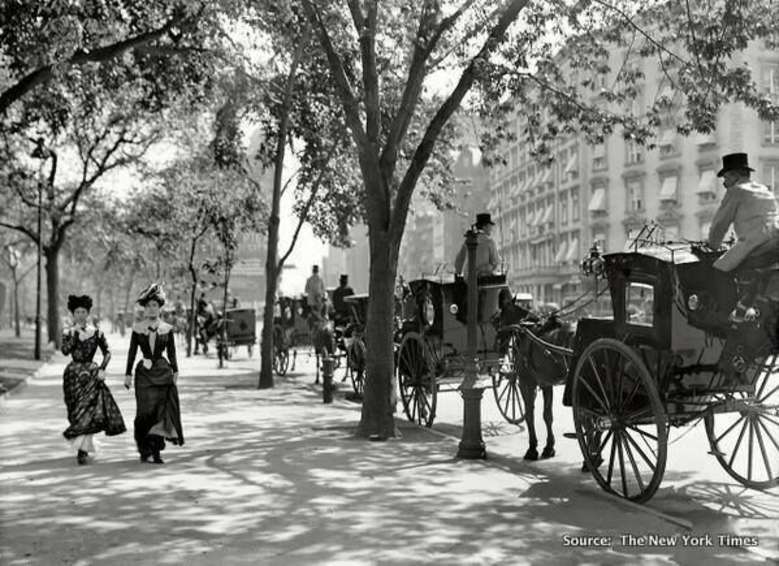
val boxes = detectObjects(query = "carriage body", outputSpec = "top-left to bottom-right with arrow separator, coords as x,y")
562,244 -> 778,502
395,275 -> 516,427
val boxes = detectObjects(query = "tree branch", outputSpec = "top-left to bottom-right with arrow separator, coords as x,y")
0,221 -> 38,243
302,0 -> 368,146
278,142 -> 339,268
0,17 -> 183,113
390,0 -> 528,240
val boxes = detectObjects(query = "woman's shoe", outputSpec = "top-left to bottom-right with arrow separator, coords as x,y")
77,450 -> 88,465
151,452 -> 164,464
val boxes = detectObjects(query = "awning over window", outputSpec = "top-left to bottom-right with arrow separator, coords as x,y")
552,283 -> 563,291
695,131 -> 716,145
538,167 -> 552,186
540,204 -> 554,225
697,169 -> 717,194
659,176 -> 678,201
554,241 -> 568,263
564,153 -> 578,175
526,208 -> 540,227
659,129 -> 675,147
565,238 -> 579,262
511,176 -> 526,196
588,188 -> 607,212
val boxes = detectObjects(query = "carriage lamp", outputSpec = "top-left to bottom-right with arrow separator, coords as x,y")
424,299 -> 435,324
581,244 -> 604,277
687,294 -> 700,311
449,304 -> 459,315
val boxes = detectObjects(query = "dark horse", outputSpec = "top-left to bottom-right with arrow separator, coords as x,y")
511,310 -> 576,461
308,301 -> 335,384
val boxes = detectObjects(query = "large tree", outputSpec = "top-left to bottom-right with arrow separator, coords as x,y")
298,0 -> 779,438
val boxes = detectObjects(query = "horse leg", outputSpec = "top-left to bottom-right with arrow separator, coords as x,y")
520,382 -> 539,460
315,352 -> 320,384
541,386 -> 555,459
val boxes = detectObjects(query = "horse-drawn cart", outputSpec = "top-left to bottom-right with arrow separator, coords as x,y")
337,294 -> 369,395
216,308 -> 257,363
507,239 -> 778,502
396,275 -> 519,427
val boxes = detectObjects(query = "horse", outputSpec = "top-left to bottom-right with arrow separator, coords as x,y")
308,301 -> 335,384
495,289 -> 576,460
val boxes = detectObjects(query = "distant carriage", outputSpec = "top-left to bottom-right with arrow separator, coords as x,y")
215,308 -> 257,362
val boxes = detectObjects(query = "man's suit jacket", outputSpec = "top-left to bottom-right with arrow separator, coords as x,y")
708,180 -> 779,271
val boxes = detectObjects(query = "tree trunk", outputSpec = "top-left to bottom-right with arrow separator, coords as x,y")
358,229 -> 401,438
258,257 -> 278,389
219,259 -> 231,369
13,274 -> 20,337
44,246 -> 60,347
121,271 -> 135,337
186,238 -> 199,357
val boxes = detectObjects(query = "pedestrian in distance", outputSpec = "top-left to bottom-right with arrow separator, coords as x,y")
61,294 -> 126,465
124,283 -> 184,464
305,265 -> 326,308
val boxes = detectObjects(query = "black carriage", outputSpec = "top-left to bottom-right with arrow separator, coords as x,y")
553,242 -> 779,502
396,275 -> 519,427
215,308 -> 257,362
335,294 -> 369,395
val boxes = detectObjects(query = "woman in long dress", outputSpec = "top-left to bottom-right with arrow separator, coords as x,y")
124,283 -> 184,464
62,295 -> 126,464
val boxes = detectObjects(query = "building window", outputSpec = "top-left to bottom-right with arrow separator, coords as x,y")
695,131 -> 716,148
658,129 -> 677,157
763,162 -> 779,195
554,233 -> 569,263
564,147 -> 579,181
627,178 -> 644,212
592,231 -> 608,253
762,64 -> 779,102
592,143 -> 607,171
571,188 -> 580,221
659,174 -> 679,203
626,140 -> 644,165
765,121 -> 779,145
588,186 -> 608,213
566,232 -> 580,263
559,191 -> 568,225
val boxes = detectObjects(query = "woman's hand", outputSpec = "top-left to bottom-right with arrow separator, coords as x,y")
124,375 -> 133,390
97,369 -> 106,381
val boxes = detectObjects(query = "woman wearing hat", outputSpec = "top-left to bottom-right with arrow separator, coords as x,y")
708,153 -> 779,272
62,294 -> 126,465
124,284 -> 184,464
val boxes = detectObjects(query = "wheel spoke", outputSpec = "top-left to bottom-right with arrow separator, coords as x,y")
623,426 -> 657,472
727,416 -> 750,469
621,374 -> 643,413
588,356 -> 611,410
597,429 -> 614,455
757,383 -> 779,404
578,367 -> 610,414
753,416 -> 773,482
616,433 -> 629,497
715,414 -> 747,445
606,432 -> 617,486
624,423 -> 658,443
622,430 -> 646,493
756,416 -> 779,453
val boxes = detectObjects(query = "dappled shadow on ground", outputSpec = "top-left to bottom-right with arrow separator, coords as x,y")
1,359 -> 775,565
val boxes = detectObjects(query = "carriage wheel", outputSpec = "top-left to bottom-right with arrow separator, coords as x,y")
348,337 -> 366,395
398,332 -> 437,427
572,338 -> 667,503
491,333 -> 526,425
704,355 -> 779,489
274,347 -> 290,376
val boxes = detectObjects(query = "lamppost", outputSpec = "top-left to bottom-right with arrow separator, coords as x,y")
31,138 -> 47,361
7,246 -> 21,338
457,227 -> 486,459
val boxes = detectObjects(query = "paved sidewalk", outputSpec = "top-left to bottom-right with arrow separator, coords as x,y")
0,332 -> 775,565
0,328 -> 52,397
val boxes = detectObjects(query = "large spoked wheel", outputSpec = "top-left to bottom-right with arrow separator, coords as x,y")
704,354 -> 779,489
398,332 -> 437,427
572,338 -> 667,503
274,346 -> 290,376
491,333 -> 526,425
347,337 -> 366,395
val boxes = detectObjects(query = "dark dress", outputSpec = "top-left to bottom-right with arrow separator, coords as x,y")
61,328 -> 126,439
126,321 -> 184,457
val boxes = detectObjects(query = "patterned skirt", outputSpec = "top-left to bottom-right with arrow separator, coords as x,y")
134,359 -> 184,455
63,362 -> 127,439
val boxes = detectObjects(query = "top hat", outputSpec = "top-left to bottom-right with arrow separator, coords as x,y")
717,153 -> 754,177
339,274 -> 348,281
475,212 -> 495,227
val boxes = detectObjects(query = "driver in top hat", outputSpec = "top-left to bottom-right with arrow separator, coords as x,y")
454,212 -> 500,278
708,152 -> 779,272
